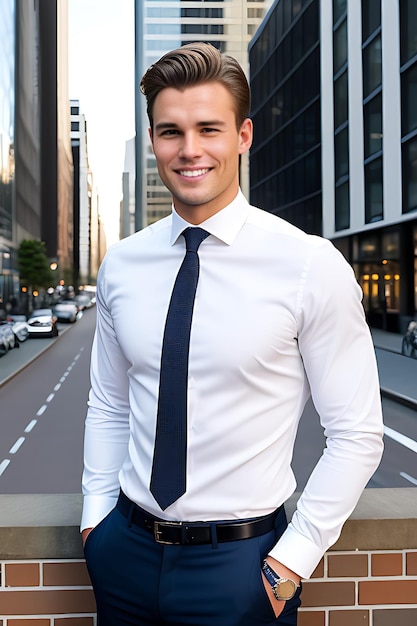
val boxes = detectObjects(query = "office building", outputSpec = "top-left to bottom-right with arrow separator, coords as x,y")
249,0 -> 417,331
120,137 -> 136,239
0,0 -> 44,316
71,100 -> 103,286
39,0 -> 74,280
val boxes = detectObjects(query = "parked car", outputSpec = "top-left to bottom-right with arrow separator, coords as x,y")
0,322 -> 17,355
74,293 -> 94,310
7,315 -> 30,343
53,301 -> 78,323
27,308 -> 59,338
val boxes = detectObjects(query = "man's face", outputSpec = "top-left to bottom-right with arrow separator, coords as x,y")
149,82 -> 253,224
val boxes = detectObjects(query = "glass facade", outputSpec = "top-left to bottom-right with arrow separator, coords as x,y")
0,0 -> 16,314
334,2 -> 349,231
249,0 -> 322,235
362,0 -> 382,224
400,0 -> 417,215
0,0 -> 15,244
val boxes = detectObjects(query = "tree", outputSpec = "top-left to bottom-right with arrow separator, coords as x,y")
18,240 -> 54,290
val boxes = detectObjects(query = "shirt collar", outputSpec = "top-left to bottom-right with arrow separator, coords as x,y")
170,189 -> 250,246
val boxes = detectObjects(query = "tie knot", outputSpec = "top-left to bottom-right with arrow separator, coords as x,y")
182,227 -> 210,253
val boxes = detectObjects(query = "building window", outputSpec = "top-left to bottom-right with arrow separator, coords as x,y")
401,62 -> 417,137
71,121 -> 79,131
333,0 -> 346,25
362,0 -> 381,43
335,181 -> 349,231
70,106 -> 79,115
364,93 -> 382,159
334,70 -> 348,130
363,35 -> 382,99
400,0 -> 417,65
335,126 -> 349,181
365,156 -> 383,223
333,18 -> 347,74
402,137 -> 417,214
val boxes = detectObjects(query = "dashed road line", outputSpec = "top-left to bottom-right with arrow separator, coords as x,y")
0,459 -> 11,476
9,437 -> 25,454
24,419 -> 38,433
400,471 -> 417,486
0,347 -> 85,479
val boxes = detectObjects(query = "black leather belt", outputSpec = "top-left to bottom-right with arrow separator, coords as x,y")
116,490 -> 283,545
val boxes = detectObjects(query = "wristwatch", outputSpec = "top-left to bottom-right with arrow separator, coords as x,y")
262,560 -> 299,601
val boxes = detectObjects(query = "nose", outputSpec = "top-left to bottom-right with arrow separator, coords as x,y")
178,132 -> 202,160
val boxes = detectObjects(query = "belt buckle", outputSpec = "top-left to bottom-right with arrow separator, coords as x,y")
153,520 -> 182,544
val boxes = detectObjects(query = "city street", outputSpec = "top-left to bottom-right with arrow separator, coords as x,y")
0,310 -> 416,493
0,309 -> 95,493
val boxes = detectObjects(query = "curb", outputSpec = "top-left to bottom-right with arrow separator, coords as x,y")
0,338 -> 59,389
0,325 -> 72,389
380,387 -> 417,411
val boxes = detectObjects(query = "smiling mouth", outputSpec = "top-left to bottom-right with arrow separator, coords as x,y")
178,168 -> 210,178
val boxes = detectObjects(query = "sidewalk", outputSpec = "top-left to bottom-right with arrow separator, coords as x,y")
1,325 -> 417,408
371,327 -> 417,409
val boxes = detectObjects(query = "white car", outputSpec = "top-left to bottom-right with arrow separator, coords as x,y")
53,301 -> 78,323
27,309 -> 59,338
0,322 -> 17,355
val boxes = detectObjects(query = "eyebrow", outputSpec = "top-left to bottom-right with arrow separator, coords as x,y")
154,120 -> 227,131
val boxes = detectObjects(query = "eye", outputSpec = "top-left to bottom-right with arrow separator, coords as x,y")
161,129 -> 180,136
201,127 -> 218,134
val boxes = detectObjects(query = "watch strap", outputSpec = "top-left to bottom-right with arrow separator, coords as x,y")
262,560 -> 298,601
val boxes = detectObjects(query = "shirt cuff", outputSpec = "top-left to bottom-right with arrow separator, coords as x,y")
268,522 -> 325,580
80,494 -> 118,532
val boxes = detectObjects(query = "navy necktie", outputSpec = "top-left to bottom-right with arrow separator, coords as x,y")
150,227 -> 210,510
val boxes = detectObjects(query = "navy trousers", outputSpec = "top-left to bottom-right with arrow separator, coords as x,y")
84,503 -> 301,625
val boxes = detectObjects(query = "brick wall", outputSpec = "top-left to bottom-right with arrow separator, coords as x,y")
0,560 -> 96,625
299,550 -> 417,626
0,491 -> 416,624
1,551 -> 417,624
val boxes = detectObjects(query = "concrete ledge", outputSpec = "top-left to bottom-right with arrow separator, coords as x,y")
1,489 -> 416,559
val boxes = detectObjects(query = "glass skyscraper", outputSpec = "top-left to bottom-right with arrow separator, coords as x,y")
249,0 -> 417,332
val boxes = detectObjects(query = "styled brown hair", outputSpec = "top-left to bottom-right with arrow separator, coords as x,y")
140,42 -> 251,130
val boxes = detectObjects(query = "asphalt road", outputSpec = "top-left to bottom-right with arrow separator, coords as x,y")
0,311 -> 416,492
0,310 -> 95,493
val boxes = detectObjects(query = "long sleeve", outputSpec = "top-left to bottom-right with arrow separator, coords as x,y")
269,242 -> 384,578
81,258 -> 131,531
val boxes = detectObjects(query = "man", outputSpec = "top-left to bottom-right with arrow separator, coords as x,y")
81,43 -> 384,625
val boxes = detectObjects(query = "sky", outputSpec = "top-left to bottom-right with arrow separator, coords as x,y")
68,0 -> 135,246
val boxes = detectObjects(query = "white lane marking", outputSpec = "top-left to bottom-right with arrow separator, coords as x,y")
384,425 -> 417,454
400,472 -> 417,486
24,419 -> 38,433
0,459 -> 10,476
0,348 -> 86,479
9,437 -> 25,454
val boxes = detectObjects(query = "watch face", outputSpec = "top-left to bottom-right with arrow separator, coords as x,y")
276,578 -> 297,601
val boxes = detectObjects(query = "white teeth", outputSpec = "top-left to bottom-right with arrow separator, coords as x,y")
179,168 -> 209,177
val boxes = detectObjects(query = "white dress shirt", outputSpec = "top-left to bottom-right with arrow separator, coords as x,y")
82,190 -> 383,579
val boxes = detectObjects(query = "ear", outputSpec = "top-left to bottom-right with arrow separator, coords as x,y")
148,127 -> 154,151
238,118 -> 253,155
